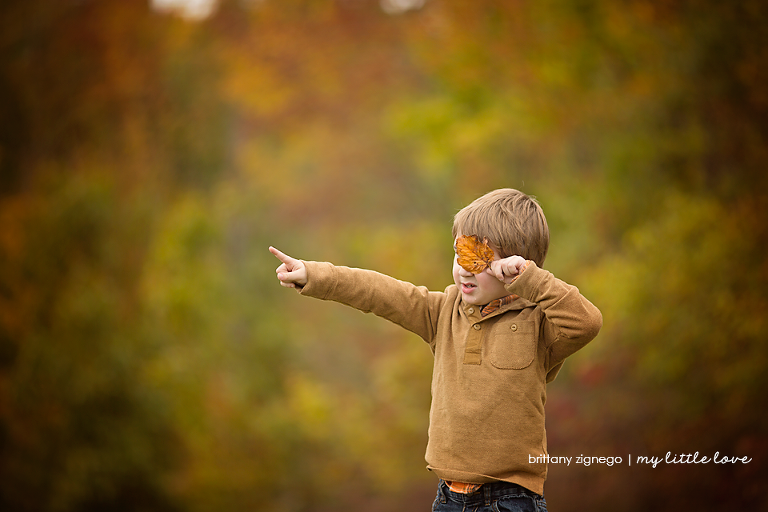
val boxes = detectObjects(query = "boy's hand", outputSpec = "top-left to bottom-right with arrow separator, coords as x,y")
487,255 -> 528,284
269,246 -> 308,289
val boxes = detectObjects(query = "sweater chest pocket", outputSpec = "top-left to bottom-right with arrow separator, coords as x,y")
489,320 -> 536,370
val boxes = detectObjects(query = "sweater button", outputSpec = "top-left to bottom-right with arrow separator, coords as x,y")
473,324 -> 481,330
467,307 -> 474,314
511,324 -> 518,332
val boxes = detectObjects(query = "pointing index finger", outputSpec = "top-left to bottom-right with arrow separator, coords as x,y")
269,246 -> 296,265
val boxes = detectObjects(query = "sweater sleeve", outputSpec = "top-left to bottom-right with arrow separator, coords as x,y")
298,260 -> 446,344
507,262 -> 603,371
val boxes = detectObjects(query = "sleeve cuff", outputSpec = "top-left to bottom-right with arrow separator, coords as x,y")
505,260 -> 546,300
298,261 -> 337,299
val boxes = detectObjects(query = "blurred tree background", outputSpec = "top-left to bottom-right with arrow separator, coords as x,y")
1,0 -> 766,510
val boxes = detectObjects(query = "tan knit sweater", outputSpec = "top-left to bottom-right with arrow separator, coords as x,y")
299,260 -> 602,495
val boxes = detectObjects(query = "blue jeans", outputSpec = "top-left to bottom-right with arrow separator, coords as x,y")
431,479 -> 548,512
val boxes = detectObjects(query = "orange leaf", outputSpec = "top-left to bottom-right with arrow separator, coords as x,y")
456,235 -> 495,274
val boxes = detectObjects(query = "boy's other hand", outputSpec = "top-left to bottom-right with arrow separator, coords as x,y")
269,246 -> 308,289
488,255 -> 528,284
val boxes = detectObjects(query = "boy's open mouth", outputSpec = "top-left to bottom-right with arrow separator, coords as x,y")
461,283 -> 477,293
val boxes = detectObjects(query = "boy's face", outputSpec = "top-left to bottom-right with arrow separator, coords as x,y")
452,236 -> 509,305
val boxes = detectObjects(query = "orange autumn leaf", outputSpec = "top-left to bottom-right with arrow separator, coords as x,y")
456,235 -> 495,274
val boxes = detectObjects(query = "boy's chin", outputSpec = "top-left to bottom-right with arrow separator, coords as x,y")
460,293 -> 483,305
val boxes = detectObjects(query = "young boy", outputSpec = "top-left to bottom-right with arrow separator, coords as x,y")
270,189 -> 602,511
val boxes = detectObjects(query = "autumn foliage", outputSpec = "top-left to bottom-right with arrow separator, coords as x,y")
455,235 -> 495,274
1,1 -> 767,511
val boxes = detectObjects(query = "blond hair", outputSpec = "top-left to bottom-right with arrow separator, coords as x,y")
452,189 -> 550,266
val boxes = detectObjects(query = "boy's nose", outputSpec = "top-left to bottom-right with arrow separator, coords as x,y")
458,266 -> 474,277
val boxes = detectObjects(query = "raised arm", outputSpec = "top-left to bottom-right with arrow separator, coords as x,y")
508,262 -> 603,366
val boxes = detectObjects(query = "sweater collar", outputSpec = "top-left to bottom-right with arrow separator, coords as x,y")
480,294 -> 517,317
461,293 -> 530,320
